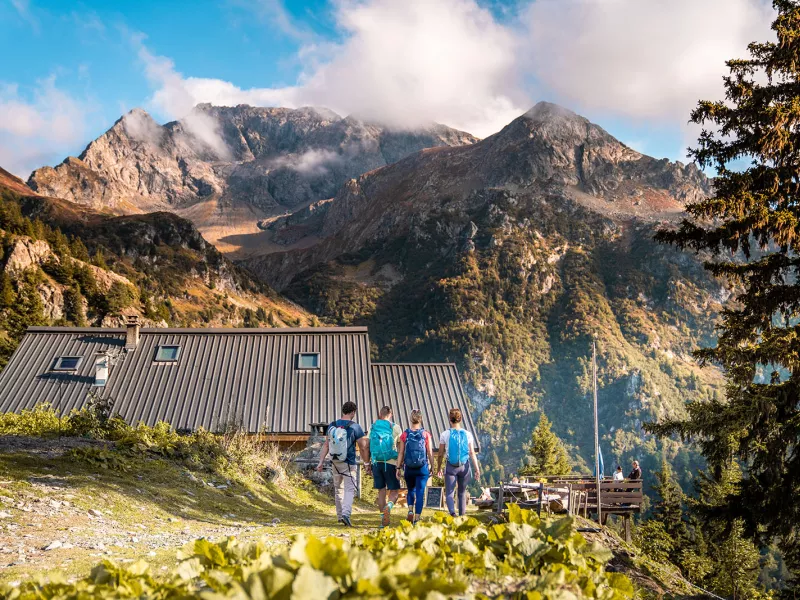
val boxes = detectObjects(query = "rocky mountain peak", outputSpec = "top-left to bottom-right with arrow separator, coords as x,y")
523,101 -> 585,124
25,103 -> 478,236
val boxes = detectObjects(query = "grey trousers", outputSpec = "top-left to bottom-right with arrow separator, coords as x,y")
445,462 -> 472,516
332,461 -> 357,519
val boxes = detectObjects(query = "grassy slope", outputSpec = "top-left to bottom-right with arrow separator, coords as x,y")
0,438 -> 372,585
0,438 -> 704,599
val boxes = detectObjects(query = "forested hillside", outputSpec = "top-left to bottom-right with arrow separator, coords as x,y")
244,103 -> 728,488
0,167 -> 310,368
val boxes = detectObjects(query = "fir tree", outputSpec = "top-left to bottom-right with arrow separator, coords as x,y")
520,414 -> 571,477
651,460 -> 688,548
69,237 -> 90,262
648,0 -> 800,579
0,272 -> 15,309
6,280 -> 47,340
92,248 -> 108,270
63,285 -> 86,327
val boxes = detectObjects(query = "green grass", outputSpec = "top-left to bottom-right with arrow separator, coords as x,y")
0,445 -> 397,584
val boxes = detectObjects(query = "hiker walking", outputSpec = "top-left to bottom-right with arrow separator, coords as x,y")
369,405 -> 403,528
396,409 -> 434,524
436,408 -> 481,517
316,401 -> 369,527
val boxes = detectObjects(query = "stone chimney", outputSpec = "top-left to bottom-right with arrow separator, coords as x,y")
125,314 -> 141,350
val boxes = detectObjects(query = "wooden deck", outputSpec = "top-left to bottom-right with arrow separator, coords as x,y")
478,476 -> 643,539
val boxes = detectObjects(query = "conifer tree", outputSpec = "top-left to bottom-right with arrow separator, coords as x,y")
649,0 -> 800,578
692,465 -> 765,599
6,280 -> 47,340
0,272 -> 15,309
520,414 -> 571,477
63,285 -> 86,327
651,460 -> 687,548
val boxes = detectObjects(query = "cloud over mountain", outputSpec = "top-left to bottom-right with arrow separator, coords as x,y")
133,0 -> 775,142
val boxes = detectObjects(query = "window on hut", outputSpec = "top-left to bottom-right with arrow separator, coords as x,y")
155,345 -> 181,362
52,356 -> 83,371
296,352 -> 320,370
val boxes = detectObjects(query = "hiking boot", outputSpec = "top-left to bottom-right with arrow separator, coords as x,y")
341,515 -> 352,527
381,503 -> 392,527
407,510 -> 414,523
338,517 -> 344,525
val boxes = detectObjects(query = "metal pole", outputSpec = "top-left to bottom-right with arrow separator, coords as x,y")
537,484 -> 543,517
593,340 -> 602,525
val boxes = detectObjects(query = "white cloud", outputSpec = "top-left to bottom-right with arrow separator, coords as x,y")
0,77 -> 89,177
135,0 -> 776,146
135,40 -> 236,159
521,0 -> 775,123
133,0 -> 526,138
122,109 -> 163,145
296,0 -> 526,135
270,148 -> 342,175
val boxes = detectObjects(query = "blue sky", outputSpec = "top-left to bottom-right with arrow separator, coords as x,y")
0,0 -> 776,177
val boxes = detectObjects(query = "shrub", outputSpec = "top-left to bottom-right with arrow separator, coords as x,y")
0,403 -> 65,437
2,506 -> 634,599
0,402 -> 291,486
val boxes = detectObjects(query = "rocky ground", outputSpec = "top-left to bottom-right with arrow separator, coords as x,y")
0,435 -> 704,598
0,437 -> 378,586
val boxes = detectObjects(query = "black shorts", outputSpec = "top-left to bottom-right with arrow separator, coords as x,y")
372,462 -> 401,490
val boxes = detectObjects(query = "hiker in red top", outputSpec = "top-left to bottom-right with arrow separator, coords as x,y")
397,409 -> 435,524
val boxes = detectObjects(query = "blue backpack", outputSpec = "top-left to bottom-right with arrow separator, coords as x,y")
447,429 -> 470,467
370,420 -> 398,463
404,428 -> 427,469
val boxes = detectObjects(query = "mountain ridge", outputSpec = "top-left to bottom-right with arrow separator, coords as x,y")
26,104 -> 479,255
243,100 -> 711,289
233,101 -> 722,486
16,100 -> 721,485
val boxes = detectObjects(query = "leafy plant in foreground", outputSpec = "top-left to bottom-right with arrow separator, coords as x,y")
3,507 -> 633,599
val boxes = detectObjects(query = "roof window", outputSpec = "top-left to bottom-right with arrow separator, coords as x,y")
52,356 -> 82,371
296,352 -> 320,370
154,345 -> 181,362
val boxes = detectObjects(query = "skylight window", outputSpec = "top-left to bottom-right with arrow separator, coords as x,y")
52,356 -> 82,371
296,352 -> 320,370
155,345 -> 181,362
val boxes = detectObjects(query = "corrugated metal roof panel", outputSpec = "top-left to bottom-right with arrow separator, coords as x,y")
0,329 -> 477,445
0,327 -> 374,433
371,363 -> 478,449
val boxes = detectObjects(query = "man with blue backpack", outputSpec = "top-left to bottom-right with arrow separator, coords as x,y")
369,405 -> 403,527
316,401 -> 369,527
436,407 -> 481,517
396,409 -> 435,524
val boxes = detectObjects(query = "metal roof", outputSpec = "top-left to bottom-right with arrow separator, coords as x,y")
0,327 -> 374,433
0,327 -> 478,443
371,363 -> 478,450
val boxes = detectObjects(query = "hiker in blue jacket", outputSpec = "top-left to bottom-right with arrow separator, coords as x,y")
369,405 -> 403,528
436,407 -> 481,517
397,409 -> 435,524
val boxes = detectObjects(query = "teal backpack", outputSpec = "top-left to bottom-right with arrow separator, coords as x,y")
447,429 -> 470,467
370,420 -> 398,463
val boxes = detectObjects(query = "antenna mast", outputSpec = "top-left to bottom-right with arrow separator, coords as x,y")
593,339 -> 601,525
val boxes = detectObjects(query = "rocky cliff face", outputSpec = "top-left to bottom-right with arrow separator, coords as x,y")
27,104 -> 478,218
245,102 -> 711,288
240,102 -> 722,486
0,169 -> 311,355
